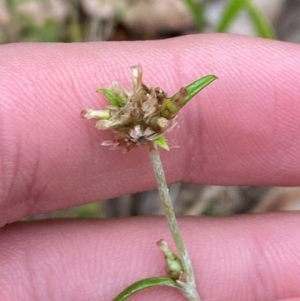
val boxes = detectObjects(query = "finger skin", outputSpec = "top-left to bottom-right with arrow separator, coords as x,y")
1,213 -> 300,301
1,34 -> 300,224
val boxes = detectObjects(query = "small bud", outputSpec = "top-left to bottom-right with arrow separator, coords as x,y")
157,239 -> 183,280
157,117 -> 168,129
171,87 -> 188,106
131,64 -> 143,89
95,119 -> 115,129
81,109 -> 110,120
97,88 -> 119,107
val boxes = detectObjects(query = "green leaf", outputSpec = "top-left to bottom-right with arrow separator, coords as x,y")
182,0 -> 204,32
97,88 -> 119,107
184,75 -> 218,105
155,137 -> 170,151
112,277 -> 178,301
245,1 -> 276,39
216,0 -> 276,39
216,0 -> 245,32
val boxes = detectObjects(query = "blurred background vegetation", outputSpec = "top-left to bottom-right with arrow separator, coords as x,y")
0,0 -> 288,43
2,0 -> 300,219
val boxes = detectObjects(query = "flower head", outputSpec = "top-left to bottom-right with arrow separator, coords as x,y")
81,64 -> 217,152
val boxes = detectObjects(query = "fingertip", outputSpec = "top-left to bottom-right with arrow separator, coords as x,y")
2,213 -> 300,300
1,35 -> 300,222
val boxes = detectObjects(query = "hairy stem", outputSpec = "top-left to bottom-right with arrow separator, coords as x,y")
148,142 -> 200,301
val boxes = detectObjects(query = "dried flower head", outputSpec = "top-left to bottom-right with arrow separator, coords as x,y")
81,64 -> 217,152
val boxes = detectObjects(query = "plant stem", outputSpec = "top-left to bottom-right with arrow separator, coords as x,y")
148,142 -> 200,301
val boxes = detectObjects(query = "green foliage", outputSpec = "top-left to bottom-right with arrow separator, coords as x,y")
184,75 -> 218,105
181,0 -> 204,31
73,202 -> 101,218
18,15 -> 63,42
52,202 -> 102,218
244,0 -> 276,39
3,0 -> 277,44
155,136 -> 170,151
216,0 -> 245,32
112,277 -> 177,301
217,0 -> 276,39
182,0 -> 276,39
3,0 -> 81,43
97,88 -> 120,107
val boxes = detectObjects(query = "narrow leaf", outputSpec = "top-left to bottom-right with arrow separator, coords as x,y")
245,0 -> 276,39
184,75 -> 217,104
182,0 -> 204,32
112,277 -> 178,301
155,137 -> 170,151
97,88 -> 119,107
216,0 -> 245,32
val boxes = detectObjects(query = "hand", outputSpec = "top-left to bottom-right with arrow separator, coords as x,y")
1,34 -> 300,301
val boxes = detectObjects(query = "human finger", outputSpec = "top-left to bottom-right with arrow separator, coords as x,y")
1,34 -> 300,225
1,213 -> 300,300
